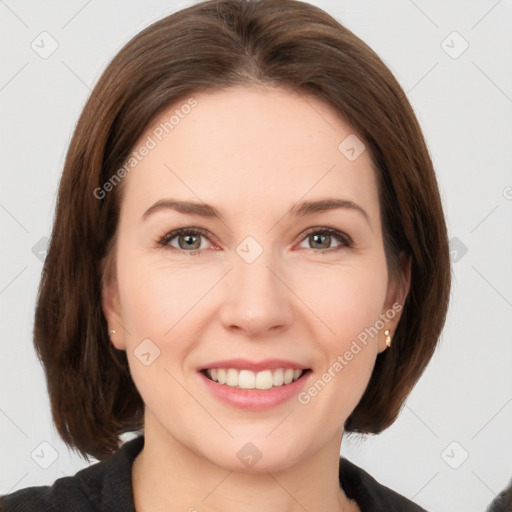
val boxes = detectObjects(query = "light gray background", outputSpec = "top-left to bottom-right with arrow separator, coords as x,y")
1,1 -> 511,511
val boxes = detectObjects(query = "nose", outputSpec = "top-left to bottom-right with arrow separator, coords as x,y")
218,247 -> 294,338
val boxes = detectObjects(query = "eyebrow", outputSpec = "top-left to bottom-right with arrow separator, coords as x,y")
142,198 -> 371,227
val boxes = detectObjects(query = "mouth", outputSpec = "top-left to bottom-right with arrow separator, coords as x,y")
200,367 -> 312,390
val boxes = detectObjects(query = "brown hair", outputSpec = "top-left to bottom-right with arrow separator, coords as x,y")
34,0 -> 450,461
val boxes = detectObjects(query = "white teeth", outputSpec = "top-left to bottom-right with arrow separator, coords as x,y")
239,370 -> 256,389
255,370 -> 273,390
283,369 -> 294,385
272,368 -> 284,386
226,368 -> 238,387
217,368 -> 227,384
204,367 -> 305,389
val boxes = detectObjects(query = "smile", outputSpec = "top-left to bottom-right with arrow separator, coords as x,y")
203,368 -> 307,390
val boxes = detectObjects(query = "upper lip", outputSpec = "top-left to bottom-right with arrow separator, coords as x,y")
199,358 -> 310,372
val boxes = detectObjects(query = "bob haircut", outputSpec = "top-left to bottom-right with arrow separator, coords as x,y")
34,0 -> 451,461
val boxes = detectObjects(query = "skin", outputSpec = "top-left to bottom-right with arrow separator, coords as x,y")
102,84 -> 410,512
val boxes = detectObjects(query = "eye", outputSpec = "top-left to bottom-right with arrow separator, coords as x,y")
157,227 -> 212,255
297,227 -> 352,253
156,226 -> 353,255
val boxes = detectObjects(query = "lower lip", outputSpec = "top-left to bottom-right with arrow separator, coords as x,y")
198,370 -> 311,410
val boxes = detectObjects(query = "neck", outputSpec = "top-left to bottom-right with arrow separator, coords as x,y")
131,413 -> 358,512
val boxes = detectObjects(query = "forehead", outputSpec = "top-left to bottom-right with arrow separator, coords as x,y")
120,85 -> 379,222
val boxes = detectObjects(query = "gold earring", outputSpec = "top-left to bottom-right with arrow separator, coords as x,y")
384,329 -> 392,348
109,329 -> 116,336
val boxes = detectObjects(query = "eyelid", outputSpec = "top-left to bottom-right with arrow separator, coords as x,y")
297,226 -> 353,247
157,227 -> 215,251
157,225 -> 353,253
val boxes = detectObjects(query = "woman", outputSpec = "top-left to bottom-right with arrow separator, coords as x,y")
0,0 -> 451,510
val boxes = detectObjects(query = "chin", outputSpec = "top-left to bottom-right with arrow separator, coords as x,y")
200,437 -> 308,475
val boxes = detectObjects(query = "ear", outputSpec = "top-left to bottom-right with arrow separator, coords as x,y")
378,251 -> 411,353
101,257 -> 126,351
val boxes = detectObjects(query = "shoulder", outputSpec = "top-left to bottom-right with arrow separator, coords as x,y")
0,436 -> 144,512
0,474 -> 97,512
486,478 -> 512,512
339,457 -> 428,512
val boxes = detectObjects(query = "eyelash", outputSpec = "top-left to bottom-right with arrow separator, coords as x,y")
156,226 -> 353,256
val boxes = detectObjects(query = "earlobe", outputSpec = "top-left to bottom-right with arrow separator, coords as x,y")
379,252 -> 412,353
378,328 -> 393,354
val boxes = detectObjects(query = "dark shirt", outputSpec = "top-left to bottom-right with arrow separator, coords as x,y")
486,479 -> 512,512
0,435 -> 427,511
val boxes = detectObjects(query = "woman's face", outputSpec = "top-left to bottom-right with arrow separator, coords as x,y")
102,85 -> 408,472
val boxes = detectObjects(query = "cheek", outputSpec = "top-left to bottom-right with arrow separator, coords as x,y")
296,258 -> 389,345
118,247 -> 389,352
117,257 -> 207,337
294,255 -> 388,409
299,267 -> 385,418
116,260 -> 198,411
